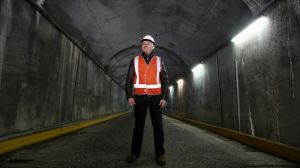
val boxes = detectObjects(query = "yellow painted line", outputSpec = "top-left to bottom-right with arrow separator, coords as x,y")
0,112 -> 129,155
164,113 -> 300,163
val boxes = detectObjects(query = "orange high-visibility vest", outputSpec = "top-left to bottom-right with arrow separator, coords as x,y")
133,55 -> 162,95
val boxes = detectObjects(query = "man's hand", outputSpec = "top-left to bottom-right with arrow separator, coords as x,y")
159,99 -> 167,108
128,98 -> 135,106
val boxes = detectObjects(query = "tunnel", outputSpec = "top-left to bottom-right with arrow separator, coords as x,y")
0,0 -> 300,167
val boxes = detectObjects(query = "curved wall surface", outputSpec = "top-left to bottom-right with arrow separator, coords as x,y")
167,0 -> 300,148
0,0 -> 128,139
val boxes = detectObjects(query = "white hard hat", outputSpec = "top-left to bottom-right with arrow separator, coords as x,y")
141,35 -> 155,44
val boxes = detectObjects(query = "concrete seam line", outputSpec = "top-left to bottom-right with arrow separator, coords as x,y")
164,113 -> 300,163
0,112 -> 129,155
24,0 -> 124,89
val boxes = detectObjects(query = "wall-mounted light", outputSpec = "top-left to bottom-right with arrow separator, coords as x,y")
176,79 -> 184,93
231,16 -> 269,44
192,64 -> 204,74
169,85 -> 174,92
176,79 -> 184,95
177,79 -> 184,86
169,85 -> 174,98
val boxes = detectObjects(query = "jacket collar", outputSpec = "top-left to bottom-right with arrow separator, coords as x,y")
141,52 -> 154,62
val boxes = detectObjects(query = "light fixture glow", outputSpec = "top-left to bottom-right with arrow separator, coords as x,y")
176,79 -> 184,93
231,16 -> 268,44
192,64 -> 204,73
169,85 -> 174,98
177,79 -> 184,86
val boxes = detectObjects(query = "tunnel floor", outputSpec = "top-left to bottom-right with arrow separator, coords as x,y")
0,113 -> 299,168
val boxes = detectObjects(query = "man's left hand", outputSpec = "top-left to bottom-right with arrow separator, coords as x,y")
159,99 -> 167,108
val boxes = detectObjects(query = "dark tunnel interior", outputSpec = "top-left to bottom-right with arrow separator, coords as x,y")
41,0 -> 253,86
0,0 -> 300,165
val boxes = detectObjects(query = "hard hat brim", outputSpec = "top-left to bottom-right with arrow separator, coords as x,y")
141,39 -> 155,44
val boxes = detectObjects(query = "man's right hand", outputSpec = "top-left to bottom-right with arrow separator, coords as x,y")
128,98 -> 135,106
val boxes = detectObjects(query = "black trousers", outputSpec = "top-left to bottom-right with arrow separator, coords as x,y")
131,95 -> 165,156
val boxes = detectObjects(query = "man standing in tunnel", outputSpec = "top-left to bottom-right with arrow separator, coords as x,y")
125,35 -> 169,166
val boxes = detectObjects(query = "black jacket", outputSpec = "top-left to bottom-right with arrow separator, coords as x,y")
125,52 -> 169,101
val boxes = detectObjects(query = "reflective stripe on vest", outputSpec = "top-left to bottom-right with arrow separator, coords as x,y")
133,55 -> 162,95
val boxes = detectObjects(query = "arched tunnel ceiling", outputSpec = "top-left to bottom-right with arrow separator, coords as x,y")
36,0 -> 266,86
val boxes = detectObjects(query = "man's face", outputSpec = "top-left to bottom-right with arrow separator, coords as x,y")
141,40 -> 155,55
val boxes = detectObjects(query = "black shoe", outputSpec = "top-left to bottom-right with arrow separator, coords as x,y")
156,155 -> 166,166
126,154 -> 138,163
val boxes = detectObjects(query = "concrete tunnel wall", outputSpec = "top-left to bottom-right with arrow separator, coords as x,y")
0,0 -> 299,153
167,0 -> 300,148
0,0 -> 128,139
